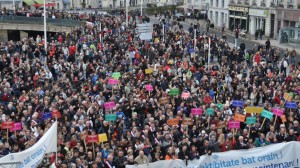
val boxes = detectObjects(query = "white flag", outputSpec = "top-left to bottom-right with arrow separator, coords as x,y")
0,122 -> 57,168
50,162 -> 57,168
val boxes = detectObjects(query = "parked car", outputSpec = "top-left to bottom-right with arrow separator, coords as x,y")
174,13 -> 185,21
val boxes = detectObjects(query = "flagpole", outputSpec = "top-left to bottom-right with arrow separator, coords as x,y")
55,118 -> 58,165
44,0 -> 47,51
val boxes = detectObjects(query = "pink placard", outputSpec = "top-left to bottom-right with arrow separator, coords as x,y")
191,108 -> 203,115
10,122 -> 22,132
145,85 -> 153,91
104,102 -> 116,109
272,108 -> 284,116
228,121 -> 240,129
181,92 -> 191,99
108,78 -> 119,85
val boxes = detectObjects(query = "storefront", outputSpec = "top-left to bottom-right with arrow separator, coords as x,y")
276,10 -> 300,43
228,6 -> 249,32
248,8 -> 269,35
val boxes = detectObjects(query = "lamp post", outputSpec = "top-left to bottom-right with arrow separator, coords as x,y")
44,0 -> 47,51
126,0 -> 129,27
12,0 -> 15,13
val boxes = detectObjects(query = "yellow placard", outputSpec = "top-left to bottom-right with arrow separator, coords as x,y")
154,38 -> 159,43
98,133 -> 108,143
145,68 -> 154,74
245,107 -> 264,114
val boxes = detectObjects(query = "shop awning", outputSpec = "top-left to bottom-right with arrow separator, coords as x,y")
23,0 -> 34,5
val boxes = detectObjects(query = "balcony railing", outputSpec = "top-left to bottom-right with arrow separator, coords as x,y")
0,16 -> 84,27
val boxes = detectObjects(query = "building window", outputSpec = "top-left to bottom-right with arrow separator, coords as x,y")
211,0 -> 213,6
216,0 -> 219,7
222,0 -> 224,7
288,0 -> 293,3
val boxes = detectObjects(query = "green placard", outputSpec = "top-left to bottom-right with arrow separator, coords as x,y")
245,117 -> 256,124
105,114 -> 117,121
261,110 -> 273,120
112,72 -> 121,79
169,88 -> 180,96
206,108 -> 214,115
217,104 -> 223,110
288,93 -> 294,98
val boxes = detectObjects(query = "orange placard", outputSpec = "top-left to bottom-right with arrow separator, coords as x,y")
283,93 -> 292,102
160,97 -> 169,104
182,118 -> 193,125
167,118 -> 179,126
281,115 -> 287,123
234,114 -> 246,122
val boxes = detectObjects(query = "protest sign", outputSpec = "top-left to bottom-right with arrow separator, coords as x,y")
245,117 -> 256,124
105,114 -> 117,121
272,108 -> 284,117
261,110 -> 273,120
283,93 -> 292,102
232,100 -> 244,107
281,115 -> 287,123
42,113 -> 52,120
112,72 -> 121,79
234,114 -> 246,122
217,103 -> 223,109
104,102 -> 116,109
182,118 -> 193,125
206,108 -> 214,115
191,108 -> 203,115
159,97 -> 169,104
285,102 -> 297,109
98,133 -> 108,143
145,84 -> 153,91
245,107 -> 263,114
228,121 -> 240,129
86,135 -> 99,143
10,122 -> 22,132
108,78 -> 119,85
169,88 -> 180,96
181,92 -> 190,99
145,68 -> 154,74
167,118 -> 179,126
1,121 -> 14,129
52,110 -> 61,119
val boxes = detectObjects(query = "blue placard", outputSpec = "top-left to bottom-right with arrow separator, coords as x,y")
285,102 -> 297,109
232,100 -> 244,107
42,113 -> 52,120
188,48 -> 195,54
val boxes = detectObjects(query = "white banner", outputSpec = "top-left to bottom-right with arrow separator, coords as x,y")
126,142 -> 300,168
0,122 -> 58,168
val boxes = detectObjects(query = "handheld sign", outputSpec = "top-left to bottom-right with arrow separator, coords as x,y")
206,108 -> 214,115
42,113 -> 52,120
159,97 -> 169,104
232,100 -> 244,107
104,102 -> 116,109
182,118 -> 193,125
281,115 -> 287,123
98,133 -> 108,143
169,88 -> 180,96
245,107 -> 263,114
245,117 -> 256,125
145,68 -> 154,74
86,135 -> 99,143
145,84 -> 153,91
167,118 -> 179,126
10,122 -> 22,132
285,102 -> 297,109
272,108 -> 284,117
108,78 -> 119,85
1,121 -> 14,129
191,108 -> 203,115
105,114 -> 117,121
261,110 -> 273,120
52,110 -> 61,119
112,72 -> 121,79
181,92 -> 190,99
228,121 -> 240,129
217,104 -> 223,109
234,114 -> 246,122
283,93 -> 292,102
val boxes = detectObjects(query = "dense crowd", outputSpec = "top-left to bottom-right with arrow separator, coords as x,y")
0,9 -> 299,168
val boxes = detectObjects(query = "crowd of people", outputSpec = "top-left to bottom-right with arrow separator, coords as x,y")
0,8 -> 299,168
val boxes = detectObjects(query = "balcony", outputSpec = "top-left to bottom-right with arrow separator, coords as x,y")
261,0 -> 266,6
252,0 -> 257,5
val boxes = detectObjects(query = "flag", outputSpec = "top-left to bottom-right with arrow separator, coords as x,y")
0,122 -> 57,168
50,162 -> 56,168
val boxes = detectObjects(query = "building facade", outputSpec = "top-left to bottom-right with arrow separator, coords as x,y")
208,0 -> 229,28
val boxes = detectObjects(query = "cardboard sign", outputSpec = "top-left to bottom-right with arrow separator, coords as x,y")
181,92 -> 190,99
145,68 -> 154,74
105,114 -> 117,121
217,104 -> 223,109
232,100 -> 244,107
145,84 -> 153,91
272,108 -> 284,117
191,108 -> 203,115
281,115 -> 287,123
245,117 -> 256,125
41,113 -> 52,120
167,118 -> 179,126
228,121 -> 240,129
285,102 -> 297,109
261,110 -> 273,120
112,72 -> 121,79
206,108 -> 214,115
98,133 -> 108,143
169,88 -> 180,96
234,114 -> 246,122
182,118 -> 193,125
52,110 -> 61,119
86,135 -> 99,143
245,107 -> 263,114
10,122 -> 22,132
283,93 -> 292,102
108,78 -> 119,85
159,97 -> 169,104
104,102 -> 116,109
1,121 -> 14,129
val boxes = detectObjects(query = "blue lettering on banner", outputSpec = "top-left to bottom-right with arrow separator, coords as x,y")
17,145 -> 47,168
